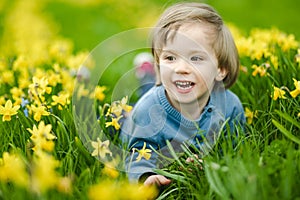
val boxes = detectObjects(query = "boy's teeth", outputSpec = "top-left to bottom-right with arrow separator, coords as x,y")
175,81 -> 193,89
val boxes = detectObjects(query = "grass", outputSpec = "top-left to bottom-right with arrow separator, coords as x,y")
0,0 -> 299,199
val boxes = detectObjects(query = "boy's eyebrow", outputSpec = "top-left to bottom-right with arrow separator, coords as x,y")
160,49 -> 175,53
161,48 -> 208,55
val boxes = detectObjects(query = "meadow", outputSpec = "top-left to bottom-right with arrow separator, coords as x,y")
0,0 -> 299,199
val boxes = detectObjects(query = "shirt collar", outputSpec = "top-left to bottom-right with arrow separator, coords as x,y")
157,82 -> 226,128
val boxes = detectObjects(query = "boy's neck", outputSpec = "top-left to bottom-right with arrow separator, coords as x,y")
166,91 -> 210,121
181,94 -> 210,120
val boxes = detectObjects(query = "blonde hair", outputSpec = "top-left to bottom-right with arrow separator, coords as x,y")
151,2 -> 239,89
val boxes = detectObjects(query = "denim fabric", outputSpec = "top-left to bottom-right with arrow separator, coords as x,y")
120,83 -> 245,182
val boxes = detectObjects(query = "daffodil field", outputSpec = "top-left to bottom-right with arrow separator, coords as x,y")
0,0 -> 299,200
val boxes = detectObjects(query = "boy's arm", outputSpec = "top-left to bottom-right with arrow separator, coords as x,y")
226,91 -> 246,133
143,174 -> 171,186
125,139 -> 159,182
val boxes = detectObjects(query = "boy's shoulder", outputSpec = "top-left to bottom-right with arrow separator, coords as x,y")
224,89 -> 244,118
130,86 -> 164,120
224,89 -> 241,103
134,86 -> 160,109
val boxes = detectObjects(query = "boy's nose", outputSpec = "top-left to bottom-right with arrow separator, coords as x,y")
174,59 -> 192,74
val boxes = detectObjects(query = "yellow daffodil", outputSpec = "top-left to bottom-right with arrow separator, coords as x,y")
120,96 -> 133,113
49,39 -> 73,62
29,104 -> 50,121
134,142 -> 152,162
29,76 -> 52,96
91,138 -> 112,158
1,70 -> 14,85
51,92 -> 70,110
279,33 -> 299,52
0,152 -> 29,187
251,64 -> 267,77
67,51 -> 94,70
60,70 -> 75,94
270,55 -> 279,70
76,84 -> 90,98
27,121 -> 56,152
244,107 -> 258,124
34,68 -> 46,79
13,98 -> 22,107
47,71 -> 61,87
102,166 -> 119,179
29,121 -> 55,141
105,115 -> 122,130
0,100 -> 20,121
57,176 -> 72,194
107,96 -> 132,117
91,85 -> 106,101
0,96 -> 6,105
108,103 -> 123,117
0,60 -> 6,71
10,87 -> 24,100
120,183 -> 158,200
31,152 -> 60,194
88,180 -> 157,200
102,158 -> 120,178
290,78 -> 300,98
272,86 -> 286,100
240,65 -> 248,74
12,55 -> 29,71
88,180 -> 118,200
18,75 -> 31,89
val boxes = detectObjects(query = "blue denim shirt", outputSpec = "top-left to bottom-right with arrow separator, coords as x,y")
120,83 -> 245,182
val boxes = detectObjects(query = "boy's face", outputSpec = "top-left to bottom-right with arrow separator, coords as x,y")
158,23 -> 226,109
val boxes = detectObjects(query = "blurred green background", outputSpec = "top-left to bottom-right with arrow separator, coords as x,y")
0,0 -> 299,52
43,0 -> 300,52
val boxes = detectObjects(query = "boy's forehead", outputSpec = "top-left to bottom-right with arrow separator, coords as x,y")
163,25 -> 213,50
163,36 -> 206,51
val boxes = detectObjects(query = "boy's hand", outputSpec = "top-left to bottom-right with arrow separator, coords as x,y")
144,175 -> 171,186
185,154 -> 203,170
185,154 -> 203,163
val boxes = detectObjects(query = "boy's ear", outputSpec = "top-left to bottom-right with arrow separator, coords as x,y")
215,68 -> 228,81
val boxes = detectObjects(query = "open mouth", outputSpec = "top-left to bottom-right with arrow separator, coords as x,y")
175,81 -> 195,90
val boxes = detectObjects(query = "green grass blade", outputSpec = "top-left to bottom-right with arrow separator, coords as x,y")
272,119 -> 300,145
275,110 -> 300,129
205,164 -> 230,199
156,188 -> 179,200
165,140 -> 185,168
154,169 -> 188,184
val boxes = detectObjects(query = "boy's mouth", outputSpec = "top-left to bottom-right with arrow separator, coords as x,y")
175,81 -> 195,90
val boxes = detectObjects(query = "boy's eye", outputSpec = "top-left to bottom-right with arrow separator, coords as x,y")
165,56 -> 176,61
191,56 -> 203,61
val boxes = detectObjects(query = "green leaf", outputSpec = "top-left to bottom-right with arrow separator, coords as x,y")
154,169 -> 188,184
275,110 -> 300,129
165,140 -> 185,168
235,80 -> 256,105
272,119 -> 300,145
205,165 -> 230,199
156,188 -> 179,200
